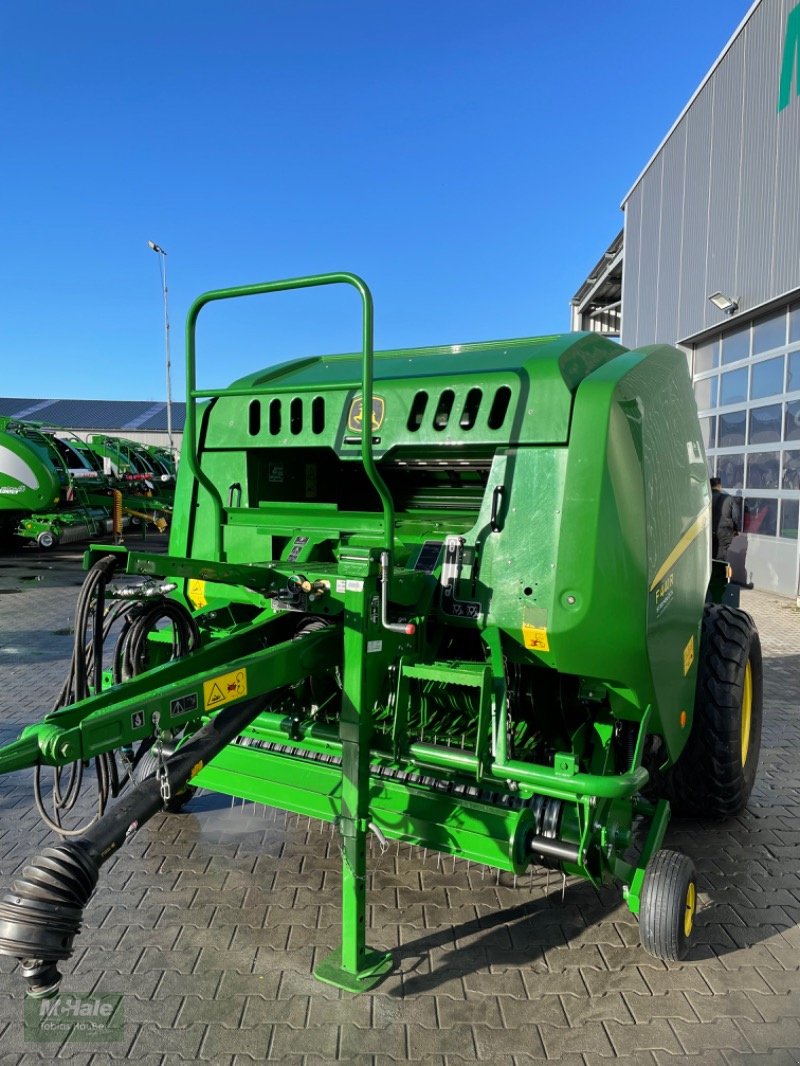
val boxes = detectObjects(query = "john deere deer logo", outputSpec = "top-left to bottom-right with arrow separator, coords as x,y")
347,396 -> 385,433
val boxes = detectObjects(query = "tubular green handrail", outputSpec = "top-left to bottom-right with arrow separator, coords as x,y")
184,272 -> 396,559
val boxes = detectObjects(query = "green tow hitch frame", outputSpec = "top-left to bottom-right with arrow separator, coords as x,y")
0,271 -> 763,994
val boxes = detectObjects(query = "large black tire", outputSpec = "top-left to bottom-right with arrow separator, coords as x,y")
639,848 -> 697,962
666,603 -> 762,819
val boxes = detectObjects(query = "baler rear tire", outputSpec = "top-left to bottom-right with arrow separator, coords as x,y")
639,849 -> 697,962
665,603 -> 762,819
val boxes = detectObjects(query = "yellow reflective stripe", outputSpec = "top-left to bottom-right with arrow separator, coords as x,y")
649,507 -> 710,592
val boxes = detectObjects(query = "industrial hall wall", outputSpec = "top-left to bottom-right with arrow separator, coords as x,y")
620,0 -> 800,596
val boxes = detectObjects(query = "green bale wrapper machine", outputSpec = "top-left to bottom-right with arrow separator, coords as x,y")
0,273 -> 762,996
0,418 -> 117,548
80,434 -> 175,532
0,419 -> 174,549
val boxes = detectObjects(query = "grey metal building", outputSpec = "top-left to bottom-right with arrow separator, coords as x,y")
573,0 -> 800,595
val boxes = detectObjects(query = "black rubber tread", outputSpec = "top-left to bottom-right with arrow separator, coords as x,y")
664,603 -> 763,819
639,849 -> 696,961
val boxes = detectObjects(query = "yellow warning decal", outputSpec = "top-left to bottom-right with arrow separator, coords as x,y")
683,636 -> 694,676
522,624 -> 550,652
188,579 -> 207,609
203,668 -> 247,711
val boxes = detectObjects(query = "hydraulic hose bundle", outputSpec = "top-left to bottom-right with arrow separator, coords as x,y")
113,596 -> 199,683
32,555 -> 199,836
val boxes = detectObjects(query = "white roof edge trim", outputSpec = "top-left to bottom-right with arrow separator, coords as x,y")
620,0 -> 763,208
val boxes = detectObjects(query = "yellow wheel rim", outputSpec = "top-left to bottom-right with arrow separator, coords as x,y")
741,660 -> 753,766
684,881 -> 696,938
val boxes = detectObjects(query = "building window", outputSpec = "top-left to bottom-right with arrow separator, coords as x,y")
717,453 -> 744,489
789,301 -> 800,345
718,410 -> 747,447
751,356 -> 785,399
752,311 -> 787,355
699,415 -> 717,450
743,497 -> 777,536
721,325 -> 749,364
694,376 -> 718,409
746,451 -> 780,489
783,449 -> 800,490
693,300 -> 800,540
720,368 -> 747,405
788,350 -> 800,393
785,401 -> 800,442
780,499 -> 799,539
749,404 -> 782,444
694,338 -> 720,373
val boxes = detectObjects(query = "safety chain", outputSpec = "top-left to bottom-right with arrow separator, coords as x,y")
151,711 -> 171,805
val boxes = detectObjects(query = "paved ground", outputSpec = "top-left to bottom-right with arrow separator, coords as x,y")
0,538 -> 799,1064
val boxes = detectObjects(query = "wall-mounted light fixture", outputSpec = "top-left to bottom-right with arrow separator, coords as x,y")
708,291 -> 739,315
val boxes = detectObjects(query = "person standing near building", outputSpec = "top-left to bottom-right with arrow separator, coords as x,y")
710,476 -> 740,560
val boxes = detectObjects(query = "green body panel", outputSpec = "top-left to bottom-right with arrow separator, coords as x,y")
0,273 -> 715,990
215,332 -> 623,450
0,424 -> 62,514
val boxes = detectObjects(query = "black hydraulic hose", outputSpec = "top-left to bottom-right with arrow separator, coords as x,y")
51,761 -> 83,813
38,557 -> 199,836
113,600 -> 199,684
34,557 -> 121,837
92,571 -> 104,696
0,694 -> 267,997
52,555 -> 118,713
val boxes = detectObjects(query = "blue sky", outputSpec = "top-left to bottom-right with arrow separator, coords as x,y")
1,1 -> 752,402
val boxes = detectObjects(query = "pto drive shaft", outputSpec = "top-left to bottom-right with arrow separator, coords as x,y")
0,695 -> 267,997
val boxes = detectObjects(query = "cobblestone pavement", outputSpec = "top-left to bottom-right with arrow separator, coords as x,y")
0,540 -> 799,1064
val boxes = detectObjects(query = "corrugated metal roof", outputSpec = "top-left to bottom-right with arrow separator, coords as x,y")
0,398 -> 186,431
0,398 -> 45,417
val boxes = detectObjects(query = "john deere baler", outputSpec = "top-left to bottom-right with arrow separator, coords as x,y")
0,273 -> 762,995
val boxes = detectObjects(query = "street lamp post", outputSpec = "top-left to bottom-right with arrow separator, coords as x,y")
147,241 -> 174,453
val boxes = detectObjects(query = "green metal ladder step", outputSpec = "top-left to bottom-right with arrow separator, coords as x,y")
399,660 -> 490,687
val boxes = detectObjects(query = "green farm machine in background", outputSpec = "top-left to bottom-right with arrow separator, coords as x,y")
0,418 -> 116,548
80,434 -> 175,531
0,421 -> 176,548
82,433 -> 175,492
0,273 -> 762,996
